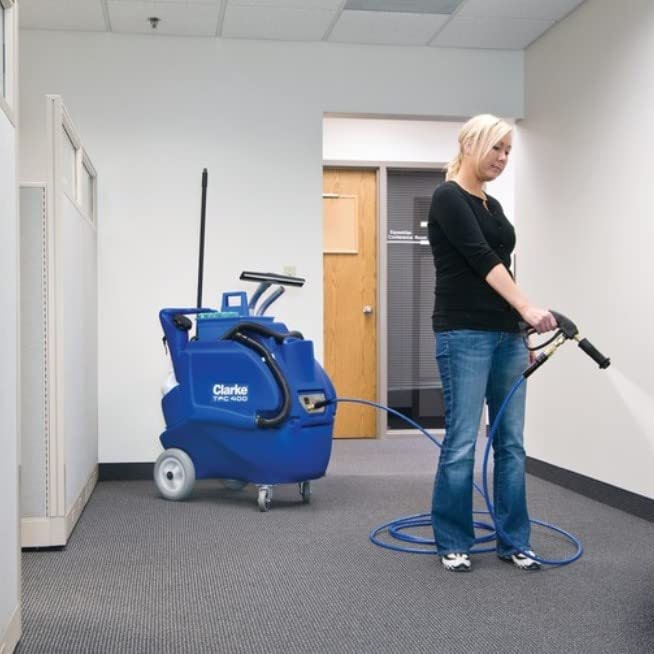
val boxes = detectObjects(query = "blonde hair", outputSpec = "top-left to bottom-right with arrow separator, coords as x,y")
445,114 -> 512,181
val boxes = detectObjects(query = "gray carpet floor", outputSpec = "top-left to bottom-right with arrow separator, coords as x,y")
18,436 -> 654,653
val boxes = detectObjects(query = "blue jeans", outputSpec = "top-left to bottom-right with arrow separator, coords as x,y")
431,330 -> 531,557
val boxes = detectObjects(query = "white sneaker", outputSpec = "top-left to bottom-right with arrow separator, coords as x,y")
441,553 -> 472,572
501,550 -> 541,571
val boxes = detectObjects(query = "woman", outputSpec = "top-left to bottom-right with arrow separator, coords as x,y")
428,114 -> 556,573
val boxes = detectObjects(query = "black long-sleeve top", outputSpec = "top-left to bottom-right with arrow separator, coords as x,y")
428,180 -> 521,333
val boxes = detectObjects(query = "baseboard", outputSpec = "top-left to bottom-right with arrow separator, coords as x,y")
100,459 -> 654,522
65,465 -> 99,540
99,462 -> 154,481
0,606 -> 21,654
21,516 -> 67,548
526,457 -> 653,522
22,465 -> 98,548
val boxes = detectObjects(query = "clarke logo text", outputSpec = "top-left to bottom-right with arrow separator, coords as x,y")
212,383 -> 249,403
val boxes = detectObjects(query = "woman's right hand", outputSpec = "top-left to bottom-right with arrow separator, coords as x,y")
520,306 -> 557,334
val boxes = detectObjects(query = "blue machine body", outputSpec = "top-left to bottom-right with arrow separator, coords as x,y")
159,292 -> 336,484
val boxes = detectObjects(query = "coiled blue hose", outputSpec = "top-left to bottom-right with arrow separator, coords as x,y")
333,387 -> 583,566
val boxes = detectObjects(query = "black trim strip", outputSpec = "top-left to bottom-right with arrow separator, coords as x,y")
99,463 -> 153,481
526,457 -> 653,523
100,459 -> 654,523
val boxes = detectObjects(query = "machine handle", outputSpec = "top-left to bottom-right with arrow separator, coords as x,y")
196,169 -> 208,311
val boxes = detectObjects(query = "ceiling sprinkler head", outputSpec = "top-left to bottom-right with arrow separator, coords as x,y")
148,16 -> 160,30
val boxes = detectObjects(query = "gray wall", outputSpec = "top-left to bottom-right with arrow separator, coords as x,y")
516,0 -> 654,498
20,31 -> 524,464
20,185 -> 47,518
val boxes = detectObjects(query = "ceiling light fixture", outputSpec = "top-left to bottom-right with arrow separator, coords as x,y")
343,0 -> 463,14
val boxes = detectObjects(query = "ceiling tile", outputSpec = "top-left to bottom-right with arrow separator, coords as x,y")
108,1 -> 222,37
329,10 -> 449,46
222,5 -> 336,41
430,16 -> 553,49
20,0 -> 107,32
228,0 -> 342,7
457,0 -> 586,22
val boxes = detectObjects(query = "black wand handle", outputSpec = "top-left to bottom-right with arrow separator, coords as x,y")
577,338 -> 611,369
196,169 -> 208,309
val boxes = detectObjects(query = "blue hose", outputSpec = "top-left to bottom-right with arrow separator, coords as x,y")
333,393 -> 583,566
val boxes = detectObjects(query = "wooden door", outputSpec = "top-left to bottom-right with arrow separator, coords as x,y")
323,169 -> 377,438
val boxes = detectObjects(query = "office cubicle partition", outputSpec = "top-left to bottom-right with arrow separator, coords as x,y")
20,96 -> 98,548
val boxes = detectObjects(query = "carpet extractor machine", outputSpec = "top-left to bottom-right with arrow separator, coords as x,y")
154,170 -> 336,511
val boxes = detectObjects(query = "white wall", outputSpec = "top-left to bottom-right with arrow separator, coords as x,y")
323,116 -> 515,218
20,31 -> 523,463
0,102 -> 20,652
516,0 -> 654,498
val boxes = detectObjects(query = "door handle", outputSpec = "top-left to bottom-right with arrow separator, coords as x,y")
363,305 -> 373,315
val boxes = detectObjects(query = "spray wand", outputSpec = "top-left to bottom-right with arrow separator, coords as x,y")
523,310 -> 610,377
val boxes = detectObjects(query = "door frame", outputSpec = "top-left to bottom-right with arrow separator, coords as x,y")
323,160 -> 446,438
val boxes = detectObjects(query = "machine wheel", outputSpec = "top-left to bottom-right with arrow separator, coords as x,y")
154,448 -> 195,501
299,481 -> 311,504
257,487 -> 272,512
